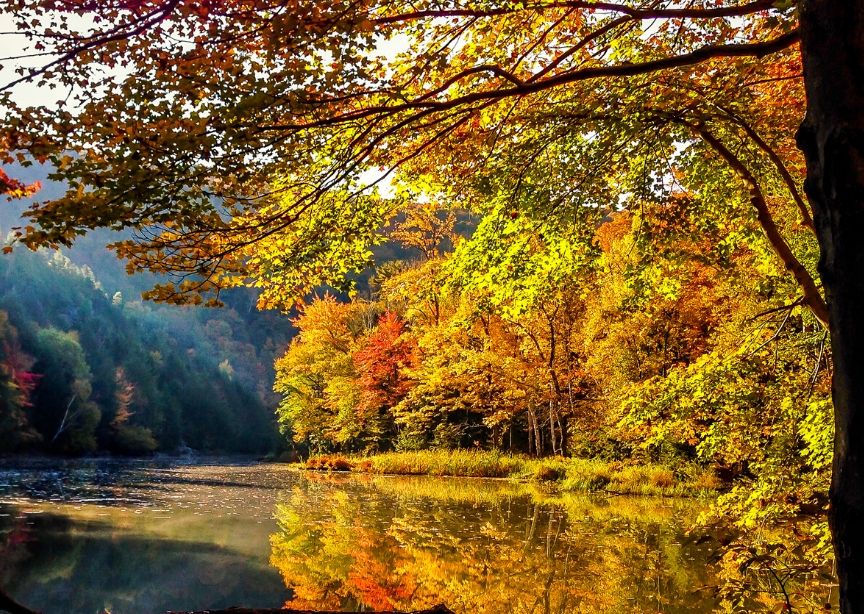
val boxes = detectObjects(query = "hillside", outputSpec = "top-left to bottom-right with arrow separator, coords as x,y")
0,163 -> 295,455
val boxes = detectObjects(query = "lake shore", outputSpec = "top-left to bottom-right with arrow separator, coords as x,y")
298,449 -> 722,497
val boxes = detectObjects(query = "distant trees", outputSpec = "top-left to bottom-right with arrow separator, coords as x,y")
32,328 -> 100,454
0,247 -> 283,455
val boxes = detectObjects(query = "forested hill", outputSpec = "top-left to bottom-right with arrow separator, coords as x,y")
0,164 -> 295,455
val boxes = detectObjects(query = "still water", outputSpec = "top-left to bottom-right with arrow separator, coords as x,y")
0,459 -> 718,613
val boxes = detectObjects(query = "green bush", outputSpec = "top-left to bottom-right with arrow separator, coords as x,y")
111,425 -> 158,455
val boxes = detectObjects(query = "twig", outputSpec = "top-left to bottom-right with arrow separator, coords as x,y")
748,297 -> 805,321
50,394 -> 78,444
806,330 -> 828,398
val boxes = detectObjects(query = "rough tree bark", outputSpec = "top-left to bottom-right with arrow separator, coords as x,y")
797,1 -> 864,610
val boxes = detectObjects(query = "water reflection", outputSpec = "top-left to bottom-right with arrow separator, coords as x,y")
1,508 -> 287,613
0,460 -> 292,613
269,473 -> 718,613
0,461 -> 718,613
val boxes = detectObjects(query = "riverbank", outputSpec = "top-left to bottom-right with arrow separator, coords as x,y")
301,450 -> 721,497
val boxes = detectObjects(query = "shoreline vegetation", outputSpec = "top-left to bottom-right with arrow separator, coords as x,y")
298,449 -> 722,497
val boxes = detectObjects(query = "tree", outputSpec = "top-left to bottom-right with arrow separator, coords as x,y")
32,328 -> 100,454
0,310 -> 40,450
446,196 -> 599,456
0,2 -> 805,305
2,0 -> 864,606
106,365 -> 158,454
352,311 -> 416,448
274,295 -> 376,451
795,2 -> 864,606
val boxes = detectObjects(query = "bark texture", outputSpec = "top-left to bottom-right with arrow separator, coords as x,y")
797,1 -> 864,610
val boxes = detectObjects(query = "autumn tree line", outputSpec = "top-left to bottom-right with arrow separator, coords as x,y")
276,192 -> 832,571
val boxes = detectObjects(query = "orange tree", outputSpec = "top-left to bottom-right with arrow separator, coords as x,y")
1,0 -> 863,607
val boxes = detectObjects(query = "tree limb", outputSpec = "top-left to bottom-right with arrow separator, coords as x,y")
374,0 -> 778,25
691,123 -> 829,327
260,31 -> 800,131
716,104 -> 815,231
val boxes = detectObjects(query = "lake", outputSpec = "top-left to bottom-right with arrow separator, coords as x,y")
0,459 -> 718,613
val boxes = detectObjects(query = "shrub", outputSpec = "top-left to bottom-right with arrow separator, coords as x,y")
562,458 -> 613,491
328,456 -> 353,471
111,425 -> 158,455
650,469 -> 676,488
305,454 -> 354,471
534,464 -> 566,482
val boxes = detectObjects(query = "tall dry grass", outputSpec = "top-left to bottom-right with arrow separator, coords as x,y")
301,449 -> 720,497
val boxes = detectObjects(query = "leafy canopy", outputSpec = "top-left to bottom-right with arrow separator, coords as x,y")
0,0 -> 808,312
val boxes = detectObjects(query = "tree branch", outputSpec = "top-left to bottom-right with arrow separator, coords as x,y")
374,0 -> 778,25
262,30 -> 800,131
0,0 -> 183,93
716,104 -> 815,231
691,123 -> 829,327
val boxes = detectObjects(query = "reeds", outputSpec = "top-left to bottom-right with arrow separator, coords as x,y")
300,449 -> 720,497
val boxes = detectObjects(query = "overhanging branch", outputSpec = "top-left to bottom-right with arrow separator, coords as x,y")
261,30 -> 800,131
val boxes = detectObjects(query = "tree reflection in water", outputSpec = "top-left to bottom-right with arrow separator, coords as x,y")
0,461 -> 719,613
269,473 -> 718,613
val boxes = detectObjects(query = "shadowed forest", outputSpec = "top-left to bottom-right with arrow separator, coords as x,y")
0,166 -> 294,454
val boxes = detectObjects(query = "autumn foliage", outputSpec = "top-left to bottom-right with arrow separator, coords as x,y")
353,312 -> 416,422
0,0 -> 850,607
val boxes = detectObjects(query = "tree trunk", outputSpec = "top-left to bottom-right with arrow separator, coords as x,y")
528,407 -> 542,457
558,414 -> 567,457
533,409 -> 543,457
798,2 -> 864,610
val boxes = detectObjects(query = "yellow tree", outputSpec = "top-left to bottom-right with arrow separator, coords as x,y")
274,295 -> 376,452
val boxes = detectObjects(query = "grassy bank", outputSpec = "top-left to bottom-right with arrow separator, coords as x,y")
302,449 -> 721,497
